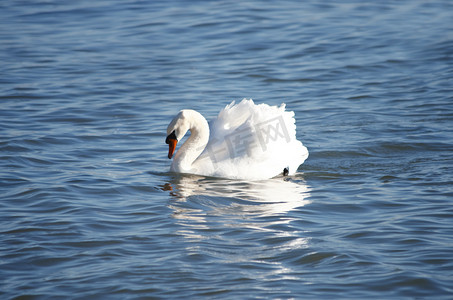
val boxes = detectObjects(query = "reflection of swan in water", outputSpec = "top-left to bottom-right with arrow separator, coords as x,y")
161,174 -> 312,269
163,174 -> 311,218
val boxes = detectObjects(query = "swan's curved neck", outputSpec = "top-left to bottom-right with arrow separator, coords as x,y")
171,111 -> 209,173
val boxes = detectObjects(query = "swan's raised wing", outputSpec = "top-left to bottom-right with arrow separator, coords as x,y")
195,99 -> 308,180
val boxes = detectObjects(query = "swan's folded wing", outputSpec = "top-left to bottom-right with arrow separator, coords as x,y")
194,98 -> 308,180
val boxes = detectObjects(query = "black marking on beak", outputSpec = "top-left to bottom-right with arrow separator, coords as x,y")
166,130 -> 177,144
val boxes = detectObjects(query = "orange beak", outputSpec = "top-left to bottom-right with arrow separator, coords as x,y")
167,138 -> 177,159
166,131 -> 178,159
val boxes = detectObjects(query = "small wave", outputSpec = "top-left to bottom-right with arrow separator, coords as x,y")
363,141 -> 451,155
312,150 -> 373,159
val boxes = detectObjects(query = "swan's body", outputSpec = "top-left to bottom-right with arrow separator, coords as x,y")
166,99 -> 308,180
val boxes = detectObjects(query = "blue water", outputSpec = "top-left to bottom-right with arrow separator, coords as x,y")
1,0 -> 453,298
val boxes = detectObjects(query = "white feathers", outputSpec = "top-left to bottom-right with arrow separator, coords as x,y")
166,98 -> 308,180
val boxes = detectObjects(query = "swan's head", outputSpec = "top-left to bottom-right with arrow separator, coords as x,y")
165,110 -> 190,159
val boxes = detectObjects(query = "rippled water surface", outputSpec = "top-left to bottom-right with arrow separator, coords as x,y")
1,0 -> 453,298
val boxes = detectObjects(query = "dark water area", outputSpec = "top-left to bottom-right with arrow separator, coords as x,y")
1,0 -> 453,298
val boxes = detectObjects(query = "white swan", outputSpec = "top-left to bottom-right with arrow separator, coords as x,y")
165,99 -> 308,180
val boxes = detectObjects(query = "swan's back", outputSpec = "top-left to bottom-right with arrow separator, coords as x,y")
195,99 -> 308,180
